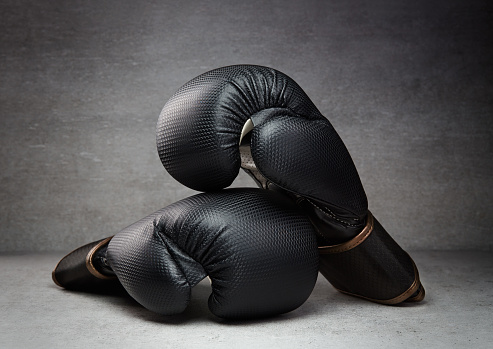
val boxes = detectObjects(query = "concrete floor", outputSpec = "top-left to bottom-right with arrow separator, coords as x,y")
1,251 -> 491,348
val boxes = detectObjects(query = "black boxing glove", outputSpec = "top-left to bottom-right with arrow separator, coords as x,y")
156,65 -> 424,304
52,188 -> 319,319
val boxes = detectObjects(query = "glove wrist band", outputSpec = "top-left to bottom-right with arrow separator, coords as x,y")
85,236 -> 115,279
52,236 -> 116,290
318,212 -> 425,305
318,212 -> 374,253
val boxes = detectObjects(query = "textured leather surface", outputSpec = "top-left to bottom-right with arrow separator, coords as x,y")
107,188 -> 319,319
319,216 -> 417,303
156,65 -> 367,241
251,115 -> 368,241
157,65 -> 325,192
156,65 -> 424,304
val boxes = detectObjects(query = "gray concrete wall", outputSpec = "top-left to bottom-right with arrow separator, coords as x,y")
1,0 -> 492,252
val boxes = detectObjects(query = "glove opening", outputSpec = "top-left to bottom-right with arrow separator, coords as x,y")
239,118 -> 254,145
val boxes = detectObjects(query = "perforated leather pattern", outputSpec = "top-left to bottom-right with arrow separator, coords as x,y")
157,65 -> 367,227
107,188 -> 319,319
155,65 -> 423,305
156,65 -> 325,192
251,116 -> 368,220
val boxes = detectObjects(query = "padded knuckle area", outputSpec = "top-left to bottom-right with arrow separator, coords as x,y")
156,65 -> 324,192
109,188 -> 319,319
178,189 -> 319,319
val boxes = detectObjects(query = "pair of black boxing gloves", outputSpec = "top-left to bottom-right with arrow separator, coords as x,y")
53,65 -> 425,320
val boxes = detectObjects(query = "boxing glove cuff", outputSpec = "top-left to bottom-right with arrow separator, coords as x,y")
318,212 -> 425,304
52,236 -> 117,291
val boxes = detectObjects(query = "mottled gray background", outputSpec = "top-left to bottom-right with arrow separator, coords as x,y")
1,0 -> 492,252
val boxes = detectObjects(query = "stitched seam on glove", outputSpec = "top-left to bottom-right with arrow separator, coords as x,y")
306,198 -> 360,228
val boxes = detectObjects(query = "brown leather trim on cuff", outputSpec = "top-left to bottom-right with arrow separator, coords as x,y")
52,262 -> 64,287
317,212 -> 425,304
406,284 -> 426,303
52,236 -> 116,289
332,261 -> 423,305
86,236 -> 114,280
318,212 -> 374,254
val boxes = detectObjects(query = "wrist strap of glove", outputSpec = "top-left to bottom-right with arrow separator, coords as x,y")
318,212 -> 425,304
52,236 -> 117,291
